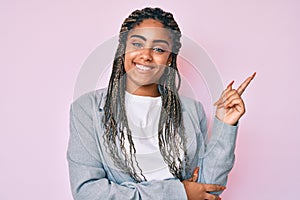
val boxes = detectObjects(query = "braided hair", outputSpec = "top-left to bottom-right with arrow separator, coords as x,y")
103,7 -> 189,182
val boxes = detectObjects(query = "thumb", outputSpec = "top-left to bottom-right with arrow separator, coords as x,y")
192,167 -> 199,182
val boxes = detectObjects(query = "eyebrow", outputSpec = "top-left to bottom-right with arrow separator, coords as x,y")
130,34 -> 170,46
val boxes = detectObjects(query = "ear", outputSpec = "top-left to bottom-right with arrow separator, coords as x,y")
167,54 -> 173,66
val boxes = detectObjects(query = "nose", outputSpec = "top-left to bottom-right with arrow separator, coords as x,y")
139,47 -> 153,62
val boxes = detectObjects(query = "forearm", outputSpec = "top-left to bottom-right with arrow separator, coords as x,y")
198,117 -> 238,187
68,154 -> 187,200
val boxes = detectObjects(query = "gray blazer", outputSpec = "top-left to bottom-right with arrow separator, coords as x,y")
67,88 -> 238,200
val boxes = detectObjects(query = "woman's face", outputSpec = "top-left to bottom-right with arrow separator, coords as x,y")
124,19 -> 173,95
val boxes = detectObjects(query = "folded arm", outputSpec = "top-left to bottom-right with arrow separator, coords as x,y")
67,94 -> 188,200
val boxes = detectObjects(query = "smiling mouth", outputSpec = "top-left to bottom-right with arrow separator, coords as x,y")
135,63 -> 154,71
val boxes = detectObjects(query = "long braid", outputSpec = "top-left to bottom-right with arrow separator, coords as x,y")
103,7 -> 189,182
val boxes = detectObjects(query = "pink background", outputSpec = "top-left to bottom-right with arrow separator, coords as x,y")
1,0 -> 299,199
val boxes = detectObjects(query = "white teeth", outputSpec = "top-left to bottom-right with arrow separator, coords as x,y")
136,64 -> 152,71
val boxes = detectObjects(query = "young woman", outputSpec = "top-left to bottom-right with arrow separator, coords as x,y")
67,7 -> 255,200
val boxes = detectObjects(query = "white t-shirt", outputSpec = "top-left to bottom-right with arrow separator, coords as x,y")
124,91 -> 174,181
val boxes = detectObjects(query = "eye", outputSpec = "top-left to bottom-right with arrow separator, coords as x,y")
132,42 -> 143,48
153,47 -> 165,53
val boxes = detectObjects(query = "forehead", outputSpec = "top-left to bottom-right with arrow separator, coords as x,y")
128,19 -> 172,41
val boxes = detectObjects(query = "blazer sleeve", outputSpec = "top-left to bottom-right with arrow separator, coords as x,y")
67,93 -> 188,200
195,102 -> 238,194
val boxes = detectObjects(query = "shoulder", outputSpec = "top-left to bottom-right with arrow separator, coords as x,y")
180,95 -> 205,113
180,95 -> 206,121
71,88 -> 108,114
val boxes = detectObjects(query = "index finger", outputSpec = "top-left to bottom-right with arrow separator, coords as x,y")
203,184 -> 226,192
237,72 -> 256,95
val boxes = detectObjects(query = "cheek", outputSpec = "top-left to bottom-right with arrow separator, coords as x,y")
124,51 -> 137,71
154,54 -> 170,66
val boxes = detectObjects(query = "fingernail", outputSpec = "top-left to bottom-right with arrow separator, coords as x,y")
227,80 -> 234,88
218,198 -> 222,200
251,72 -> 256,79
221,186 -> 226,190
